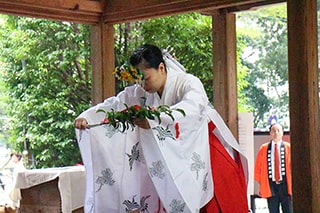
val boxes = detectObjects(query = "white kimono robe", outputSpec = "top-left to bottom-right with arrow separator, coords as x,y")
76,69 -> 246,213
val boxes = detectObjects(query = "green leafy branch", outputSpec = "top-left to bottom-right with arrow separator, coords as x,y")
94,104 -> 185,132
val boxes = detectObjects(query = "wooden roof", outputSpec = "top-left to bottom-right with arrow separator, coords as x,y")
0,0 -> 284,24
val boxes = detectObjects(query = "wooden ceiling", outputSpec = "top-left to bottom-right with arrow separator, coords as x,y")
0,0 -> 284,24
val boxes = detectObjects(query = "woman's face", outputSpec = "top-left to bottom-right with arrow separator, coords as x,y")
11,155 -> 19,163
138,62 -> 167,96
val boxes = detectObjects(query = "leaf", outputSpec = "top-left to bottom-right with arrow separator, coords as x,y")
96,109 -> 107,114
146,111 -> 155,119
164,111 -> 175,121
174,108 -> 186,116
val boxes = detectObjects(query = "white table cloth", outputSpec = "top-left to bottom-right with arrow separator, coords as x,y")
13,166 -> 86,213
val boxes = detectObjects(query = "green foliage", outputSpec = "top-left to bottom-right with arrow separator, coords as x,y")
0,68 -> 9,143
96,104 -> 185,133
237,4 -> 288,128
236,35 -> 252,113
141,13 -> 214,100
241,60 -> 272,126
114,22 -> 143,93
0,16 -> 91,168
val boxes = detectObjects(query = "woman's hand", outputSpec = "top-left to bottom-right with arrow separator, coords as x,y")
74,117 -> 88,129
133,118 -> 150,129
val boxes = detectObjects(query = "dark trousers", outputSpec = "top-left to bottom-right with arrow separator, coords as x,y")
267,182 -> 293,213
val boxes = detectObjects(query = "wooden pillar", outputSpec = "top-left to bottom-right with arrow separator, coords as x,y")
212,9 -> 239,139
287,0 -> 320,212
90,19 -> 115,105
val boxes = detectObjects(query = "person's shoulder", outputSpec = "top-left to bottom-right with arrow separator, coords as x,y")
283,141 -> 290,146
260,142 -> 270,149
184,72 -> 199,80
175,72 -> 202,85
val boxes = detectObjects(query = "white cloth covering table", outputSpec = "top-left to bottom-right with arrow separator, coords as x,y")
12,166 -> 86,213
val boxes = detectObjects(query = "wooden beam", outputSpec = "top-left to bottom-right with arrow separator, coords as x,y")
287,0 -> 320,212
212,9 -> 238,138
103,0 -> 284,24
223,0 -> 285,12
0,0 -> 285,24
0,0 -> 104,24
90,20 -> 115,105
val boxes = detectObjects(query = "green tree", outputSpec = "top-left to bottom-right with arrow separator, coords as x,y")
0,69 -> 9,144
237,4 -> 288,128
141,13 -> 214,100
114,22 -> 143,93
0,16 -> 91,168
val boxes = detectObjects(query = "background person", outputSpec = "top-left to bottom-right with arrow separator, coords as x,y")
254,123 -> 292,213
3,153 -> 26,209
8,153 -> 25,180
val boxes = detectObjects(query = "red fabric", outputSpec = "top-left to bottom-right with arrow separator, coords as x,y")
201,122 -> 248,213
201,196 -> 221,213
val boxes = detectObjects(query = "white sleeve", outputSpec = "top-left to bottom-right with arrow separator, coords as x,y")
161,74 -> 209,124
77,85 -> 147,124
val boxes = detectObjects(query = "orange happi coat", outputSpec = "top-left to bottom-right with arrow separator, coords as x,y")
254,141 -> 292,198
